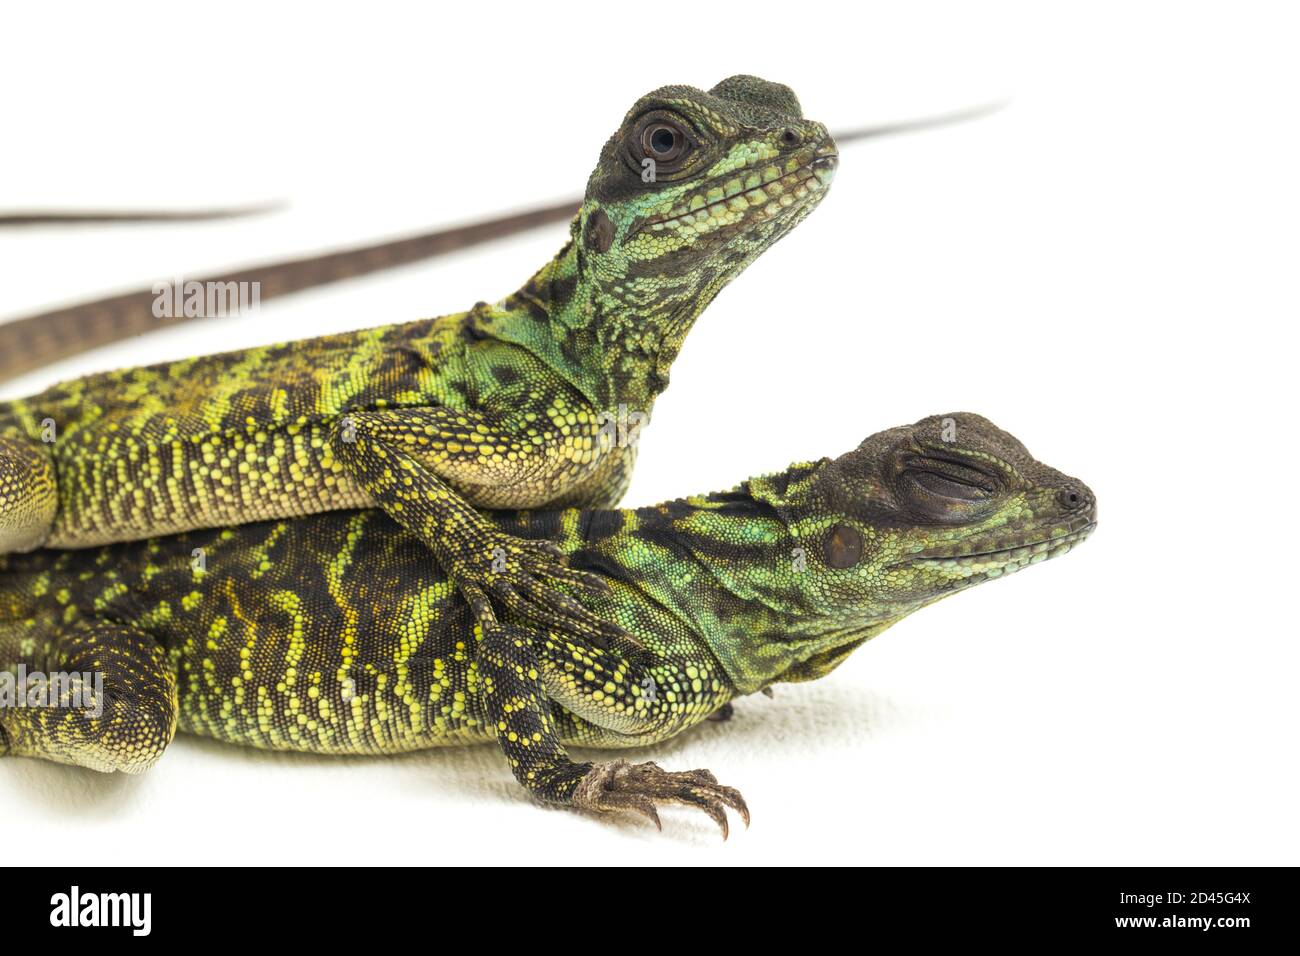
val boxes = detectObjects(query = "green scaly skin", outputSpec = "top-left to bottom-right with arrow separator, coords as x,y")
0,413 -> 1095,834
0,75 -> 837,656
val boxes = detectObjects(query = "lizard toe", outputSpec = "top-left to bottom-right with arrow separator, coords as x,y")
573,760 -> 749,838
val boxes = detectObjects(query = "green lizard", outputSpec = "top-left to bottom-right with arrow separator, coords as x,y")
0,75 -> 837,652
0,413 -> 1095,833
0,104 -> 997,382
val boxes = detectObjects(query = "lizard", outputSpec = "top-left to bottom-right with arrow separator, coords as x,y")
0,412 -> 1096,834
0,74 -> 838,654
0,103 -> 998,382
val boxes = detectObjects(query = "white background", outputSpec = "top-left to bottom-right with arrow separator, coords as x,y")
1,1 -> 1296,865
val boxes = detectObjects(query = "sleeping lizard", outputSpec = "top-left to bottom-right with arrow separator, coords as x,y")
0,412 -> 1096,834
0,74 -> 837,653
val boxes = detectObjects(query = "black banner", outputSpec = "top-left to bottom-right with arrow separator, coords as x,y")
5,867 -> 1289,942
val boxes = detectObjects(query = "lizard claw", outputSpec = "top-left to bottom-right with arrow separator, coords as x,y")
572,760 -> 749,839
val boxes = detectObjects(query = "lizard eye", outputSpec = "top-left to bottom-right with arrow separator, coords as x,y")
899,455 -> 1000,523
639,119 -> 689,163
906,470 -> 991,502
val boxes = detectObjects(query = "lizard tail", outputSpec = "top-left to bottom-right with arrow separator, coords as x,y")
0,203 -> 283,226
0,202 -> 579,384
831,101 -> 1005,146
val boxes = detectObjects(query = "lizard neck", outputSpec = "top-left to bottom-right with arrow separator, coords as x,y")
603,480 -> 887,696
487,213 -> 728,414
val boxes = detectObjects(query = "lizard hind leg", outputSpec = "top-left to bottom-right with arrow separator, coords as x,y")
0,435 -> 57,553
1,620 -> 177,773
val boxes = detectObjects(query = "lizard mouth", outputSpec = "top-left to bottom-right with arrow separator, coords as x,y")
638,144 -> 837,241
898,522 -> 1097,570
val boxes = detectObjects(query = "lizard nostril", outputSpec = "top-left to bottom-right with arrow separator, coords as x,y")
1058,488 -> 1085,510
779,128 -> 802,148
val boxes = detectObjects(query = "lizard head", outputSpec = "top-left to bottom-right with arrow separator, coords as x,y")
572,75 -> 837,389
729,413 -> 1096,690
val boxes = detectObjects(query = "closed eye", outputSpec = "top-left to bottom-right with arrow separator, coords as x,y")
899,456 -> 1001,522
907,469 -> 992,501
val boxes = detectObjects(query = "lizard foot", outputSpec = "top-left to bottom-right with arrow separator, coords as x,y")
462,531 -> 644,656
572,760 -> 750,839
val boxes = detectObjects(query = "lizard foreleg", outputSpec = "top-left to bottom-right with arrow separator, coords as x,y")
473,607 -> 747,836
330,407 -> 639,651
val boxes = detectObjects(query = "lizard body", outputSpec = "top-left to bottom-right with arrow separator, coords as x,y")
0,413 -> 1095,832
0,75 -> 837,651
